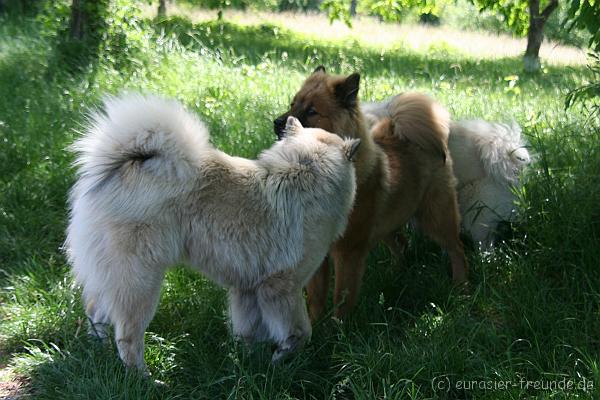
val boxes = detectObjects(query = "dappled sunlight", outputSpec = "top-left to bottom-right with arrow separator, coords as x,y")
146,5 -> 587,66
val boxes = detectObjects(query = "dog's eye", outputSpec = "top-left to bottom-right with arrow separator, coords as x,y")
306,106 -> 318,116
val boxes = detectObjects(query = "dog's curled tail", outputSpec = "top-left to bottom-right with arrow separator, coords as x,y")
69,93 -> 211,218
386,92 -> 450,161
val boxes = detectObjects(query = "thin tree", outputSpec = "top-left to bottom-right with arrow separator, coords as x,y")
69,0 -> 85,39
158,0 -> 166,17
524,0 -> 559,72
349,0 -> 357,16
68,0 -> 109,41
472,0 -> 560,72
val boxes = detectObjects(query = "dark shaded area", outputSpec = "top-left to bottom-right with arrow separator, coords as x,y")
0,0 -> 42,16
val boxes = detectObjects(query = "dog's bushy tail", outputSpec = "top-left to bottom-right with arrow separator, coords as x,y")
386,92 -> 450,161
69,93 -> 212,219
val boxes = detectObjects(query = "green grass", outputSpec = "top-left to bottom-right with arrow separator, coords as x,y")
1,9 -> 599,399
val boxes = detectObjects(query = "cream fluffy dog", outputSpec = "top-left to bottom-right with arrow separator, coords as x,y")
448,119 -> 531,247
65,93 -> 359,370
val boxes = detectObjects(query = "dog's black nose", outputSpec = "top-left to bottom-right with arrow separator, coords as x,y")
274,116 -> 287,140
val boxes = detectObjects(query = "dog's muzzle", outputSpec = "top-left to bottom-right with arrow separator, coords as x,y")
273,115 -> 287,140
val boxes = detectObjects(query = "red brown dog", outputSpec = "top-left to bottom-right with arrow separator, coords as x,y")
274,67 -> 468,319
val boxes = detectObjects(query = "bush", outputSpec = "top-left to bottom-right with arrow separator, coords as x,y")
0,0 -> 43,15
566,53 -> 600,118
37,0 -> 148,72
564,0 -> 600,118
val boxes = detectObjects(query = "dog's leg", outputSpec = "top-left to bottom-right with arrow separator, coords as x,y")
331,247 -> 369,318
417,184 -> 469,285
257,272 -> 311,363
306,257 -> 330,322
228,288 -> 269,343
103,262 -> 166,372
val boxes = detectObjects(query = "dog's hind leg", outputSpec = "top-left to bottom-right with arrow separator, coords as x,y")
256,272 -> 311,363
416,183 -> 469,285
99,260 -> 166,372
306,257 -> 330,322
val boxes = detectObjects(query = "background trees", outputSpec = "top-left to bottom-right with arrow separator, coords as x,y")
1,0 -> 597,75
470,0 -> 559,71
315,0 -> 598,73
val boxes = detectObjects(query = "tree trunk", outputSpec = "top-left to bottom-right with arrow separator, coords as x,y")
524,0 -> 558,72
158,0 -> 166,17
69,0 -> 85,40
524,12 -> 543,72
349,0 -> 357,17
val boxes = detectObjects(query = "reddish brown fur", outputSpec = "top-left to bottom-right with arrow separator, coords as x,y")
277,70 -> 468,320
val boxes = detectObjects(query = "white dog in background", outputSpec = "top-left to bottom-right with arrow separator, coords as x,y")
363,98 -> 531,248
448,120 -> 531,247
65,93 -> 359,371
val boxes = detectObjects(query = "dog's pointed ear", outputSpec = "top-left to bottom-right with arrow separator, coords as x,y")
284,116 -> 303,136
344,138 -> 361,161
313,65 -> 326,74
334,73 -> 360,108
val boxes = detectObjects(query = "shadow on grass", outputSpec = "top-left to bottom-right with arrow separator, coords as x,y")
154,17 -> 588,90
0,50 -> 79,272
9,261 -> 461,399
11,268 -> 339,399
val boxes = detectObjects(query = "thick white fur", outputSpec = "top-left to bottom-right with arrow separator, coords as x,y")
66,93 -> 357,370
362,99 -> 530,248
448,120 -> 530,247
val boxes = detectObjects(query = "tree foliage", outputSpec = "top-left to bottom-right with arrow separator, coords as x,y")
471,0 -> 531,35
565,52 -> 600,114
35,0 -> 147,72
320,0 -> 447,26
565,0 -> 600,51
564,1 -> 600,116
368,0 -> 443,22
